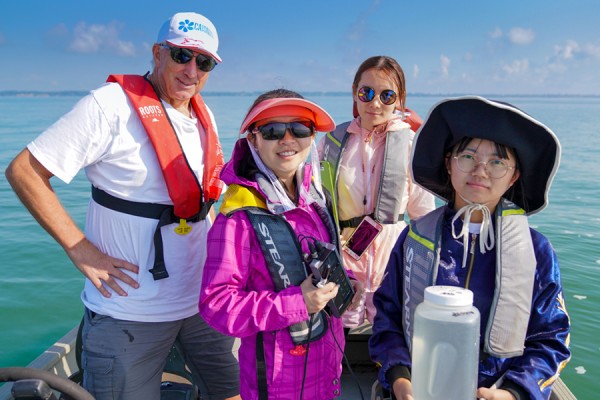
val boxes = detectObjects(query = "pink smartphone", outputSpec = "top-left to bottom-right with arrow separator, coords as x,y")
343,215 -> 383,260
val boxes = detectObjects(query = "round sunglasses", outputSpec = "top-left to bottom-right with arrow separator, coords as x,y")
160,44 -> 217,72
252,121 -> 315,140
357,86 -> 397,105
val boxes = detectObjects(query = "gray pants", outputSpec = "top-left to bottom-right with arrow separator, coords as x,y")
81,308 -> 239,400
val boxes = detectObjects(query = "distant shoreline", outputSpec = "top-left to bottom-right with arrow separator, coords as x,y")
1,90 -> 599,98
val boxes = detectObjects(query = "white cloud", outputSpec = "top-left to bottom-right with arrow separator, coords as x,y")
490,28 -> 503,39
346,19 -> 367,42
141,42 -> 153,53
502,59 -> 530,75
584,43 -> 600,60
440,55 -> 450,79
554,40 -> 580,60
541,62 -> 567,75
583,44 -> 600,60
345,0 -> 380,43
507,27 -> 535,45
552,40 -> 600,62
69,21 -> 136,57
413,64 -> 420,79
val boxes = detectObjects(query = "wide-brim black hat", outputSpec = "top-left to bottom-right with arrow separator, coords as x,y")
411,96 -> 561,215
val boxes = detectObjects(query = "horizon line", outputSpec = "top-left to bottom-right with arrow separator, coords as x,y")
1,90 -> 600,98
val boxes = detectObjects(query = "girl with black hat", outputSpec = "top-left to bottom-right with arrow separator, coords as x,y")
369,96 -> 571,400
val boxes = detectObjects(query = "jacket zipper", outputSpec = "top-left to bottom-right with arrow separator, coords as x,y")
465,233 -> 477,289
363,139 -> 374,291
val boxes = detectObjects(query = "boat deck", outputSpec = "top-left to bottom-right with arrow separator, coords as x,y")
0,324 -> 576,400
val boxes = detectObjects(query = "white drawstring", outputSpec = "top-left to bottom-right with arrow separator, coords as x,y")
451,195 -> 495,268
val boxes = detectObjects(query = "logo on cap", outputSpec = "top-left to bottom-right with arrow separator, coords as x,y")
178,19 -> 214,38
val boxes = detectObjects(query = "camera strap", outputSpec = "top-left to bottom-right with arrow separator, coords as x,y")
245,208 -> 329,345
246,207 -> 329,400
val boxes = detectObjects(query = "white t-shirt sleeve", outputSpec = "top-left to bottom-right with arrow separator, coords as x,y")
28,91 -> 112,184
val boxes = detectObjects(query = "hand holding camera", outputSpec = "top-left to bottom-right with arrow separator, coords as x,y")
300,277 -> 339,314
303,240 -> 355,317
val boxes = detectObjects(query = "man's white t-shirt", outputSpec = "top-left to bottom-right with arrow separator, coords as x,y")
28,82 -> 217,322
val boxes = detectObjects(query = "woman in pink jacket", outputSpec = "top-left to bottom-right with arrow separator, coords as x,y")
200,89 -> 356,399
319,56 -> 436,328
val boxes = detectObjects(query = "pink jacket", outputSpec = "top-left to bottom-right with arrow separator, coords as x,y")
199,139 -> 345,400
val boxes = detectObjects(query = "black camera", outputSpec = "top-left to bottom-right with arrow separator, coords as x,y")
306,242 -> 355,317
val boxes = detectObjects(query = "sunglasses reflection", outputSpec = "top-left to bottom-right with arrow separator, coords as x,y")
161,43 -> 217,72
357,86 -> 397,105
252,121 -> 316,140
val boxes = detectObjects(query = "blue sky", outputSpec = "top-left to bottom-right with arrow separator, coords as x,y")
1,0 -> 599,95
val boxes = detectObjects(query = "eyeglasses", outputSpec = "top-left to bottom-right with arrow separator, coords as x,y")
160,44 -> 217,72
453,154 -> 515,179
252,121 -> 315,140
357,86 -> 397,105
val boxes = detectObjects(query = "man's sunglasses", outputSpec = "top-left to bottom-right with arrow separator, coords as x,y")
161,44 -> 217,72
252,121 -> 315,140
357,86 -> 397,105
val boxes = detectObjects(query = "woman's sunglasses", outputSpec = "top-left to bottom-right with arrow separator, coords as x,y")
252,121 -> 315,140
161,44 -> 217,72
357,86 -> 397,105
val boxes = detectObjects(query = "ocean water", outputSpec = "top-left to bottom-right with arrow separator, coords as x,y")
1,93 -> 598,398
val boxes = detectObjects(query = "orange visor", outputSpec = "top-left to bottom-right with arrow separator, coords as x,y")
240,98 -> 336,134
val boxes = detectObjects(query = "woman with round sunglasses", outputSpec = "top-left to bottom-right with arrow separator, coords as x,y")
200,89 -> 358,399
319,56 -> 436,330
370,97 -> 570,400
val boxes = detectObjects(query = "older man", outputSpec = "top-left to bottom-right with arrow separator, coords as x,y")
5,12 -> 240,400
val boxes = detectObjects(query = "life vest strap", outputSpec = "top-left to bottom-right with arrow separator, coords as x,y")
91,186 -> 212,280
92,186 -> 171,218
256,331 -> 268,400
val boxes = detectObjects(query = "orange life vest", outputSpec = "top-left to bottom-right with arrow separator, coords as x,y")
107,74 -> 224,219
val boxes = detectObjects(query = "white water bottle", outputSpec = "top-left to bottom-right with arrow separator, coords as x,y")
411,286 -> 480,400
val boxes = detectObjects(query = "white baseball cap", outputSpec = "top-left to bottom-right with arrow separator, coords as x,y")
156,12 -> 221,63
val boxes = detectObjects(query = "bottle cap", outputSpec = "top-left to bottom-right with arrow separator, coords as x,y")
424,286 -> 473,306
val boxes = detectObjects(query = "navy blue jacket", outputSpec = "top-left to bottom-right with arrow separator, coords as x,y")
369,205 -> 570,400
